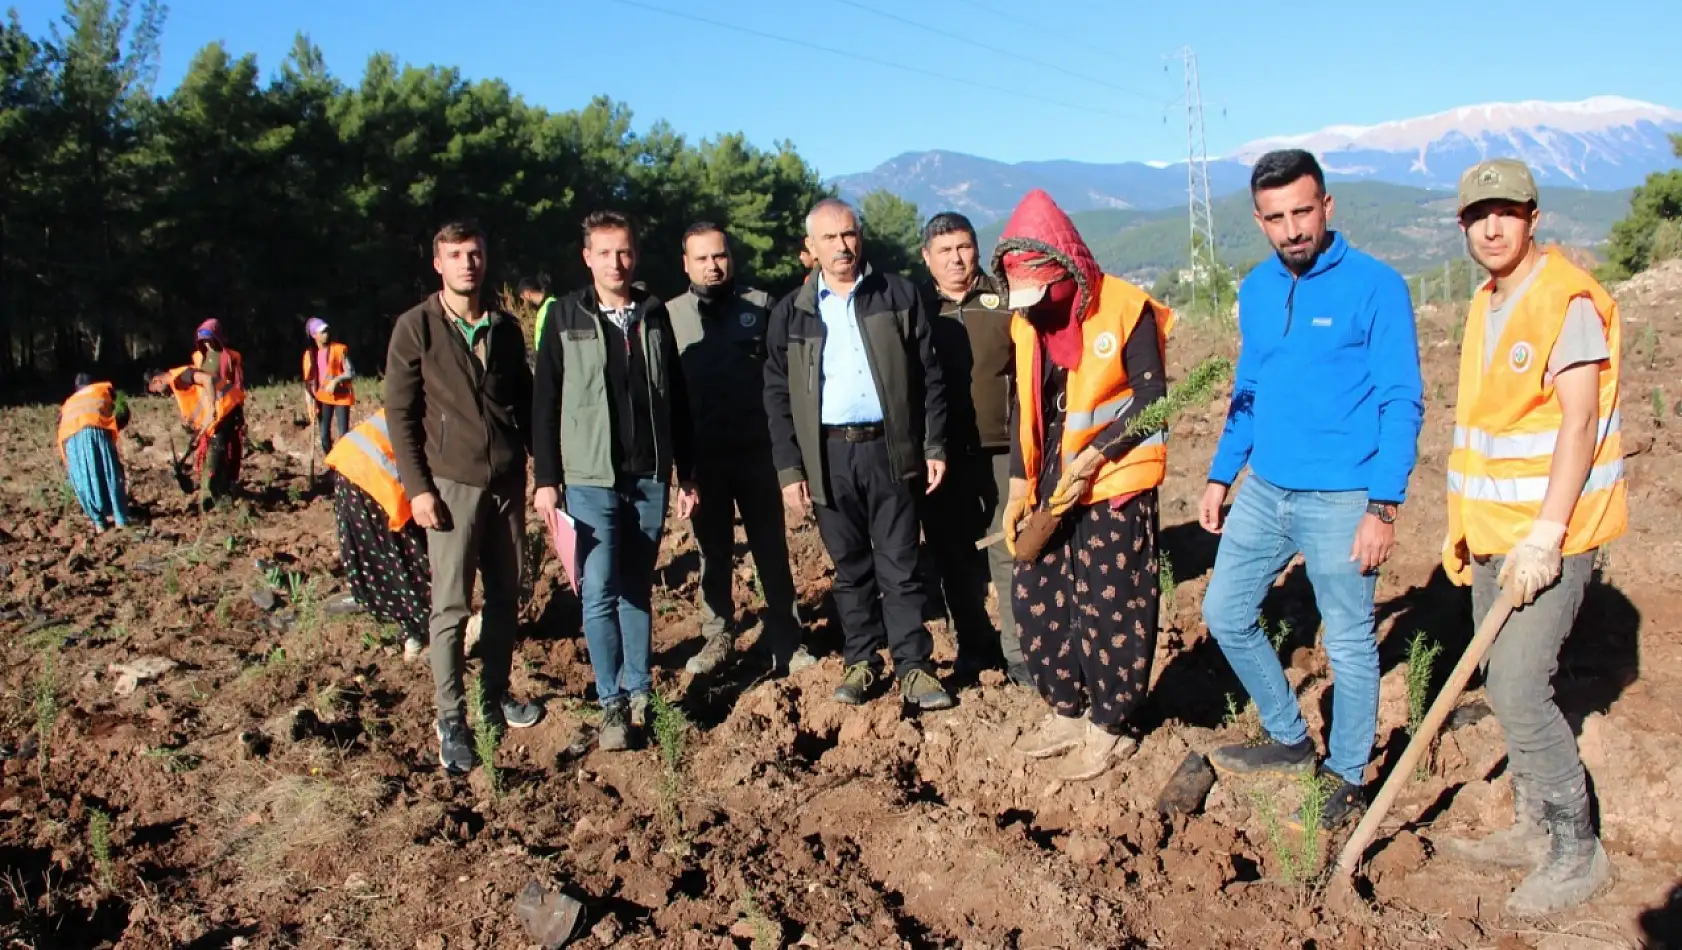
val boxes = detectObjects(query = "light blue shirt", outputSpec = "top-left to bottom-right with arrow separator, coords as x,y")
816,271 -> 885,425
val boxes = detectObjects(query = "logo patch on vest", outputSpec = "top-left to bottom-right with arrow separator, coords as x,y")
739,312 -> 756,328
1092,331 -> 1119,359
1508,341 -> 1534,374
979,292 -> 1001,309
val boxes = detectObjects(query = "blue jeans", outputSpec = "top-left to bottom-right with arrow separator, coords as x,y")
1201,474 -> 1379,785
567,477 -> 668,706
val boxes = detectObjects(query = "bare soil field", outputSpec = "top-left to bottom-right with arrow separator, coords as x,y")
4,264 -> 1682,949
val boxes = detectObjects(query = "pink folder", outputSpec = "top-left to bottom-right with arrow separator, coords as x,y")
543,509 -> 580,593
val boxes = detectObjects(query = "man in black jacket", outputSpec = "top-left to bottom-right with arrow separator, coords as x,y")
532,210 -> 698,752
764,198 -> 955,710
385,220 -> 543,776
667,222 -> 810,677
917,212 -> 1032,688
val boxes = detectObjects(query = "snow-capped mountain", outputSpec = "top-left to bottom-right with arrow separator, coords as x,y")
1228,96 -> 1682,189
831,97 -> 1680,225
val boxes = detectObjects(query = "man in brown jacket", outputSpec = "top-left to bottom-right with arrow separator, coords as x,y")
386,220 -> 543,775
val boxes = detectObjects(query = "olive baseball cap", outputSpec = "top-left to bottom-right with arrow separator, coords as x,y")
1458,158 -> 1538,213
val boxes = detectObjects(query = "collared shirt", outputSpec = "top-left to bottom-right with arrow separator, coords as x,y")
816,271 -> 884,425
445,299 -> 492,364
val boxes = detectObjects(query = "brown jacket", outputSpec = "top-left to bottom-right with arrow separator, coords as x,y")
925,273 -> 1015,452
384,294 -> 532,497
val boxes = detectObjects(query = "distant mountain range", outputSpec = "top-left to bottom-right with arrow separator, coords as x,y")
832,96 -> 1680,227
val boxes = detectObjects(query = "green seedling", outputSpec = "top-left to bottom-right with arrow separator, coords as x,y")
468,677 -> 504,797
87,808 -> 113,892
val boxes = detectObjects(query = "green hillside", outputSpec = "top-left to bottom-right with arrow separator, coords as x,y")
975,183 -> 1633,280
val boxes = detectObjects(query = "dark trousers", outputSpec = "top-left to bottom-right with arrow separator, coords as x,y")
921,449 -> 1022,667
813,435 -> 934,677
1015,490 -> 1160,728
692,447 -> 801,646
199,406 -> 244,498
316,401 -> 349,455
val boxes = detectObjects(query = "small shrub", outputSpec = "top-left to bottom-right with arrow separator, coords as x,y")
650,692 -> 693,854
1253,771 -> 1339,887
1158,551 -> 1176,610
468,677 -> 503,797
87,808 -> 113,892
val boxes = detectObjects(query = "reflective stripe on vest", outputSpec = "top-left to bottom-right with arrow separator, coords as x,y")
1452,410 -> 1621,460
58,384 -> 118,459
325,412 -> 410,531
1446,459 -> 1624,504
341,426 -> 400,483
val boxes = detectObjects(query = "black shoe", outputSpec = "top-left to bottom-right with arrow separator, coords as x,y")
598,701 -> 631,752
833,662 -> 878,705
1209,736 -> 1317,776
1006,660 -> 1036,689
1287,778 -> 1365,832
436,713 -> 475,775
492,696 -> 544,730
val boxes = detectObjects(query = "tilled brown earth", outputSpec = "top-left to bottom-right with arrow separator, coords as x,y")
4,266 -> 1682,948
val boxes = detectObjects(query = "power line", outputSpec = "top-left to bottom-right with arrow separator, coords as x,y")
835,0 -> 1163,103
606,0 -> 1143,122
943,0 -> 1125,67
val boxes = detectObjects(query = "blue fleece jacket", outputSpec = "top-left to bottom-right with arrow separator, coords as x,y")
1208,231 -> 1424,503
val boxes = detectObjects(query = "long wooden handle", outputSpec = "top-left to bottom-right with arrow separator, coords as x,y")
1332,589 -> 1516,881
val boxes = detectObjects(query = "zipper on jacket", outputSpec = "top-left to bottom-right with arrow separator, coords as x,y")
643,320 -> 664,478
1283,278 -> 1298,336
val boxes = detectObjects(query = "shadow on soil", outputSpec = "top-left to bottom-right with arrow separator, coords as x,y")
1640,879 -> 1682,949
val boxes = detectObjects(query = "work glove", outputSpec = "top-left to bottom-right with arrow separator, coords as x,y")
1441,533 -> 1472,587
1497,520 -> 1566,606
1002,483 -> 1032,559
1046,447 -> 1103,516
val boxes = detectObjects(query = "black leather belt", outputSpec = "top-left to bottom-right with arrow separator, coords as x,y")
822,423 -> 885,442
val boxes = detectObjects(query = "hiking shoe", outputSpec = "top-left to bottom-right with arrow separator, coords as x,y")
403,636 -> 427,663
1438,779 -> 1548,870
1506,800 -> 1613,918
628,692 -> 650,729
1054,724 -> 1136,782
1286,778 -> 1365,832
1210,736 -> 1317,776
833,662 -> 878,705
484,696 -> 544,732
598,702 -> 631,752
900,668 -> 955,711
685,630 -> 734,675
436,713 -> 474,775
1014,712 -> 1087,759
1006,660 -> 1036,689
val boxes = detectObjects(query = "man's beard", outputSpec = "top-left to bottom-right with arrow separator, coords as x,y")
692,276 -> 735,303
1275,236 -> 1322,273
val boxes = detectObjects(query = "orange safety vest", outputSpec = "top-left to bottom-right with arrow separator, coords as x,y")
303,343 -> 355,406
57,382 -> 119,462
324,410 -> 412,532
1014,274 -> 1175,507
168,349 -> 245,434
1446,248 -> 1626,562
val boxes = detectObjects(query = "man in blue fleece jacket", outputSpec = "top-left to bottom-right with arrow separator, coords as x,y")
1199,149 -> 1424,830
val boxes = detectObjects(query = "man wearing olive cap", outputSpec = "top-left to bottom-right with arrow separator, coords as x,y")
1432,158 -> 1623,917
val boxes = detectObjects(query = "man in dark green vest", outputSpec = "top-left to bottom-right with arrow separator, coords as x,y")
667,223 -> 811,678
532,210 -> 698,752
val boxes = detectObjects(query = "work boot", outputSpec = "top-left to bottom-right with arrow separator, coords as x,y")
1210,736 -> 1317,776
1054,723 -> 1136,781
598,701 -> 631,752
436,712 -> 474,776
1438,778 -> 1548,869
1287,777 -> 1365,832
628,692 -> 650,729
684,629 -> 734,675
785,646 -> 819,674
1506,799 -> 1613,918
1014,712 -> 1087,759
833,662 -> 878,705
900,668 -> 955,711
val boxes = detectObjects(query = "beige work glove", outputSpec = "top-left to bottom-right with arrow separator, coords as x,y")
1497,520 -> 1566,606
1002,478 -> 1031,558
1045,447 -> 1104,516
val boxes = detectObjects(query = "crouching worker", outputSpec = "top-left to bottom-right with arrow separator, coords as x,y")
995,189 -> 1172,781
59,373 -> 132,532
149,318 -> 246,501
325,409 -> 433,663
1437,159 -> 1624,917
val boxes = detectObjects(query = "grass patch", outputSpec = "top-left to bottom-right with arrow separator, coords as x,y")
1159,551 -> 1176,612
1654,386 -> 1667,425
733,887 -> 780,950
220,772 -> 390,894
1222,691 -> 1262,742
142,745 -> 204,774
1264,617 -> 1293,655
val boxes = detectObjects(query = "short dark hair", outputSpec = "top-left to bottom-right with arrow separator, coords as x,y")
582,210 -> 637,248
682,221 -> 729,254
432,220 -> 485,254
921,212 -> 977,250
1250,149 -> 1326,199
516,275 -> 549,296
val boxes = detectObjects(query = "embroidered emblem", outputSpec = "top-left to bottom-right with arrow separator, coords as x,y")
1509,341 -> 1534,374
979,292 -> 1001,309
739,311 -> 756,328
1093,331 -> 1118,359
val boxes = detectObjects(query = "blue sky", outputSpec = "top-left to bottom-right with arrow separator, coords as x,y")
12,0 -> 1681,178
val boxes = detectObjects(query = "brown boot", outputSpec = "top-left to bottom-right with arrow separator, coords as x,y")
1053,722 -> 1136,782
1013,712 -> 1086,759
1437,778 -> 1548,869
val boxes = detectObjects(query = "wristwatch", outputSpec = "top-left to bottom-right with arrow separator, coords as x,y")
1367,502 -> 1398,524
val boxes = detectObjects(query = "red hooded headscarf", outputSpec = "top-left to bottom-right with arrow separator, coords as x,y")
195,318 -> 240,388
989,189 -> 1103,371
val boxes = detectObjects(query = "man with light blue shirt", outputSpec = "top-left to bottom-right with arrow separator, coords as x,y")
764,198 -> 956,710
1198,149 -> 1424,831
